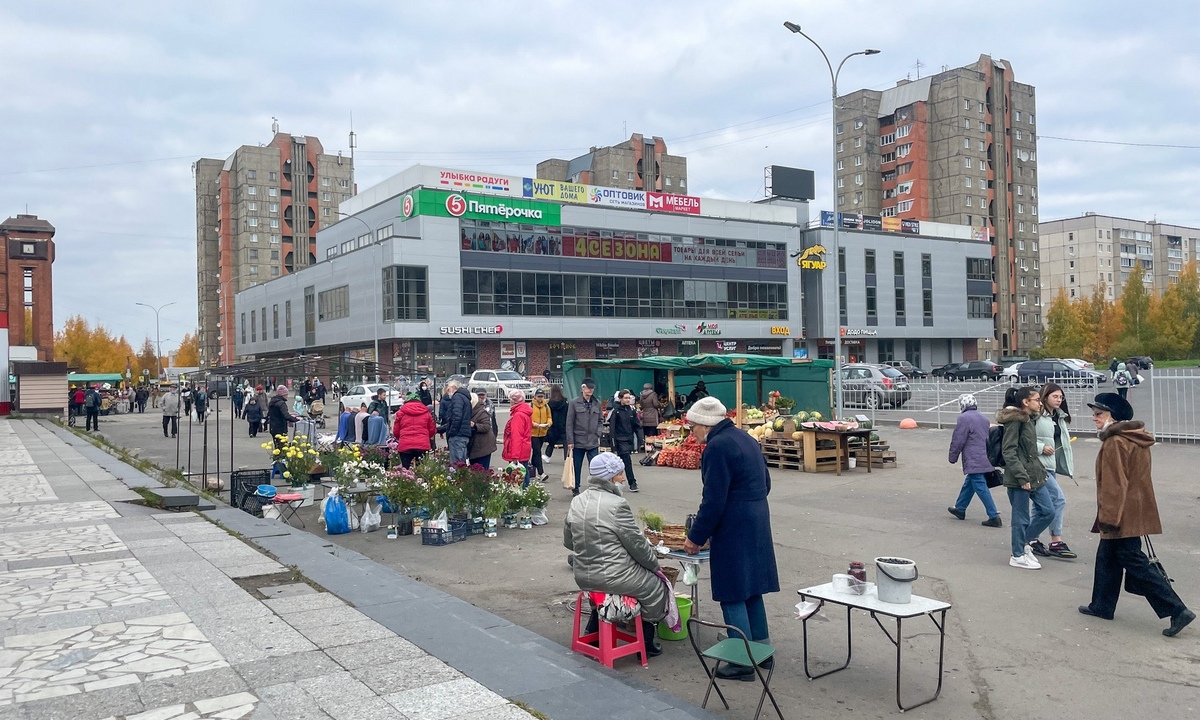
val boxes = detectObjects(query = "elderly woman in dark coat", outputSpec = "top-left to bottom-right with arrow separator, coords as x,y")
1081,392 -> 1194,636
683,396 -> 780,680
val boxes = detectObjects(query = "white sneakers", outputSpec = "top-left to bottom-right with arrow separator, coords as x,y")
541,454 -> 551,463
1010,544 -> 1042,569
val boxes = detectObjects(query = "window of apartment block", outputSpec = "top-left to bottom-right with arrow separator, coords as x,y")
268,171 -> 277,181
1069,260 -> 1075,269
270,202 -> 278,213
1017,203 -> 1024,214
963,118 -> 970,129
1028,114 -> 1035,124
855,137 -> 862,148
382,266 -> 429,321
854,174 -> 863,185
897,199 -> 914,212
343,193 -> 350,201
248,202 -> 258,212
965,177 -> 973,188
322,177 -> 331,186
272,304 -> 279,339
1032,241 -> 1038,251
964,158 -> 972,168
270,235 -> 280,244
268,187 -> 277,197
340,179 -> 349,188
855,155 -> 863,166
838,194 -> 845,206
978,140 -> 985,151
963,138 -> 970,149
865,286 -> 877,317
893,251 -> 904,276
250,310 -> 256,342
248,218 -> 258,227
978,102 -> 984,113
895,287 -> 906,318
923,288 -> 933,318
837,123 -> 844,134
270,267 -> 279,277
322,207 -> 330,217
864,249 -> 876,275
1031,205 -> 1037,216
285,300 -> 292,337
897,143 -> 911,158
247,186 -> 256,196
249,265 -> 258,275
966,257 -> 991,280
250,233 -> 259,243
270,219 -> 279,228
966,196 -> 973,207
1018,222 -> 1025,233
611,170 -> 618,180
837,177 -> 844,188
241,313 -> 246,344
665,177 -> 672,186
964,99 -> 971,110
855,191 -> 863,204
837,160 -> 844,171
967,295 -> 991,318
837,141 -> 844,152
249,249 -> 259,260
322,192 -> 331,201
326,248 -> 336,259
1018,239 -> 1024,250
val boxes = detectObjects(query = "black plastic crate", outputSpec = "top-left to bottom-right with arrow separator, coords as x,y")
421,520 -> 469,546
231,469 -> 272,514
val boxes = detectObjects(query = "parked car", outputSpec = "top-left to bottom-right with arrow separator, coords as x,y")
1001,362 -> 1024,382
469,369 -> 535,403
882,360 -> 929,379
1128,356 -> 1154,370
1000,356 -> 1030,368
944,360 -> 1003,382
839,364 -> 912,409
931,363 -> 961,379
1062,358 -> 1096,371
338,383 -> 402,414
1017,360 -> 1106,387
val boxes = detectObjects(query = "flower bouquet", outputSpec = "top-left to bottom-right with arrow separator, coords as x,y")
263,434 -> 318,487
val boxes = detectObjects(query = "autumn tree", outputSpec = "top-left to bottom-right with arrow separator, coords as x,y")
175,332 -> 199,367
1043,289 -> 1088,359
137,337 -> 159,379
1081,283 -> 1122,362
54,315 -> 136,374
1151,279 -> 1200,359
1175,261 -> 1200,357
1114,261 -> 1152,357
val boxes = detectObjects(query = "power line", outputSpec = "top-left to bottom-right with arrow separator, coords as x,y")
0,154 -> 223,177
1039,136 -> 1200,150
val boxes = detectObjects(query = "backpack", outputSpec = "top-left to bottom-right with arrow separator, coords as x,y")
84,391 -> 98,409
1114,372 -> 1130,387
986,424 -> 1006,468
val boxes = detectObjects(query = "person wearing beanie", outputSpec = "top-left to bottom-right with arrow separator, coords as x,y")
563,451 -> 669,659
502,389 -> 533,486
267,385 -> 300,450
565,378 -> 602,495
947,393 -> 1001,527
682,396 -> 780,680
1081,393 -> 1194,636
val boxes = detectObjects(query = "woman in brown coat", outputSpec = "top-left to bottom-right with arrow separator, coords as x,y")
1080,392 -> 1193,636
467,393 -> 497,469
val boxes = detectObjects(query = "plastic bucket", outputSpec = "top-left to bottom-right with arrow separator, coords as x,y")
874,557 -> 918,604
848,456 -> 857,469
658,596 -> 693,640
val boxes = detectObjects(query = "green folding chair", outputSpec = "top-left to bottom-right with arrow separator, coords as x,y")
687,616 -> 784,720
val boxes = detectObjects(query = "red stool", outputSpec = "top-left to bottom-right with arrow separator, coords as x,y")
571,591 -> 647,668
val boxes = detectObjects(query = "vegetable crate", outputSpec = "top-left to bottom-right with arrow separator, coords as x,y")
760,438 -> 803,471
421,520 -> 469,546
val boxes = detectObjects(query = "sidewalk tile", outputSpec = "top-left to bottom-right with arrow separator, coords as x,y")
322,636 -> 427,670
384,678 -> 508,720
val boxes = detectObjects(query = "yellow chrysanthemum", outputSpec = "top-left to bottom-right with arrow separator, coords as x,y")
272,449 -> 280,455
283,471 -> 291,478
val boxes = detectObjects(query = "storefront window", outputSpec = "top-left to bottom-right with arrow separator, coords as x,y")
680,340 -> 699,356
637,340 -> 661,358
877,339 -> 895,363
595,341 -> 621,359
414,340 -> 476,378
548,342 -> 576,374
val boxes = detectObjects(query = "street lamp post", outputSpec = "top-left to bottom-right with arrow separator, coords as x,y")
783,21 -> 879,416
135,301 -> 176,380
337,212 -> 398,383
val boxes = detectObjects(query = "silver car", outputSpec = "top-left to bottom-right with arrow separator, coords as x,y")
468,370 -> 535,403
839,364 -> 912,409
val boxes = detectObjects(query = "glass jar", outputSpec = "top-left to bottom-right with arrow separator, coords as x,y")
848,561 -> 867,582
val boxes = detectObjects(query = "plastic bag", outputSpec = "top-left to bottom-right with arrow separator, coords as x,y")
561,458 -> 575,490
323,489 -> 351,535
529,507 -> 548,526
360,502 -> 382,533
262,505 -> 281,520
317,495 -> 329,526
682,563 -> 698,586
376,495 -> 396,514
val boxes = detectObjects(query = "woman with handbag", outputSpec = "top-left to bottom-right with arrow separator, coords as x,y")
1081,392 -> 1194,636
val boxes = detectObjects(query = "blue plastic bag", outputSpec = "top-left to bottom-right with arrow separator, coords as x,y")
376,495 -> 396,514
323,490 -> 351,535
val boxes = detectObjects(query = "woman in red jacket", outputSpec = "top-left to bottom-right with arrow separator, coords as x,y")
392,393 -> 436,469
503,389 -> 533,486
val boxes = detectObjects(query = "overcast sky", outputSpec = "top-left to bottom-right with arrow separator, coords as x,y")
2,1 -> 1197,353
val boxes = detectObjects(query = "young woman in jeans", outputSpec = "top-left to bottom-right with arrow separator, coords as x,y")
1028,383 -> 1077,559
997,386 -> 1055,569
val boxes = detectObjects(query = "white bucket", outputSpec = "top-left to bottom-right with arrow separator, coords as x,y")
874,557 -> 918,604
848,456 -> 857,469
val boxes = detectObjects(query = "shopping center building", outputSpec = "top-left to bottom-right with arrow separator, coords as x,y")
233,164 -> 994,378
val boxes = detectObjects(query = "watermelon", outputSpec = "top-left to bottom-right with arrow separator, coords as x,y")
859,418 -> 873,430
793,411 -> 809,423
809,411 -> 823,421
772,417 -> 786,432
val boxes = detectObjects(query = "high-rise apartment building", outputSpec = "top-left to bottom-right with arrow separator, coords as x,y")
836,55 -> 1039,356
1039,214 -> 1198,307
537,133 -> 687,194
195,130 -> 352,367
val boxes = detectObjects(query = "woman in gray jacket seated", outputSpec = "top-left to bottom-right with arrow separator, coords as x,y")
564,452 -> 668,657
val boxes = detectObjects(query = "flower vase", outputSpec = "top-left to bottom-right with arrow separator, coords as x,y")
502,513 -> 517,529
519,515 -> 533,530
386,525 -> 398,539
484,518 -> 498,538
295,484 -> 315,508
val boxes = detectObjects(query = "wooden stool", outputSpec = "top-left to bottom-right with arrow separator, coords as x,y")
570,591 -> 647,668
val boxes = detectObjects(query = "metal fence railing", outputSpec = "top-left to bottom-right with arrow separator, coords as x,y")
838,369 -> 1199,443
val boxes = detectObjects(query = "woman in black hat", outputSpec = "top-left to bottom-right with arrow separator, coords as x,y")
1081,392 -> 1193,636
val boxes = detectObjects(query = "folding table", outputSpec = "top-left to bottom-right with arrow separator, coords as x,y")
796,582 -> 950,712
664,549 -> 710,617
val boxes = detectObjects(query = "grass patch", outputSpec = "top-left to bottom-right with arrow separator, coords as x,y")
1154,359 -> 1200,368
508,700 -> 550,720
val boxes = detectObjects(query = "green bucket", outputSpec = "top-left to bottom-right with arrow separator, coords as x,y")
658,596 -> 692,641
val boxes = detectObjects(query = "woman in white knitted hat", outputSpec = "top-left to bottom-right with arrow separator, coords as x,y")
682,396 -> 780,680
564,452 -> 668,657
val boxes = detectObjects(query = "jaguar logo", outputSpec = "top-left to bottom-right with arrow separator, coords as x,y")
797,244 -> 828,270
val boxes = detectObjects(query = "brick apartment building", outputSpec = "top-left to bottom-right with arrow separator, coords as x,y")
835,55 -> 1040,357
195,128 -> 353,367
0,214 -> 56,360
537,133 -> 688,194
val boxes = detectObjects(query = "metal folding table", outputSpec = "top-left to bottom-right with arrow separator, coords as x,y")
797,582 -> 950,712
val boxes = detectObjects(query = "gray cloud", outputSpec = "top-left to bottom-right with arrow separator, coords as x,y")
1,0 -> 1196,350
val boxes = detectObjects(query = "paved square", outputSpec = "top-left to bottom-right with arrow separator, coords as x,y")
0,557 -> 168,619
0,500 -> 119,531
0,523 -> 125,562
0,474 -> 56,504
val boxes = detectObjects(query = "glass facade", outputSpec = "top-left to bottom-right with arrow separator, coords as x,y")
460,269 -> 787,320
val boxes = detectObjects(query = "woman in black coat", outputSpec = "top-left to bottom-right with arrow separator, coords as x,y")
683,397 -> 780,680
267,386 -> 299,450
610,391 -> 640,492
545,385 -> 569,459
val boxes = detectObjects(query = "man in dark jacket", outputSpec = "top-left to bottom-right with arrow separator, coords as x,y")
565,378 -> 602,495
947,393 -> 1001,526
1081,393 -> 1194,636
83,385 -> 102,431
683,396 -> 780,681
610,391 -> 641,492
437,380 -> 473,463
367,387 -> 390,418
267,385 -> 299,450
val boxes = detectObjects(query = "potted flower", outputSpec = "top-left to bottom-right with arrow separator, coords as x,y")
262,434 -> 319,505
522,483 -> 550,527
380,466 -> 426,536
483,480 -> 508,538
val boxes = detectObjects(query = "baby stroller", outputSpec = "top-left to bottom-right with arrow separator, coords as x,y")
307,399 -> 326,429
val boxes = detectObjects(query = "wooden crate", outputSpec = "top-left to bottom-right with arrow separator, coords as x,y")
760,437 -> 803,471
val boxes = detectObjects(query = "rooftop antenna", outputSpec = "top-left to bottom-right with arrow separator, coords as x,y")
912,58 -> 925,79
271,116 -> 279,135
349,112 -> 357,196
623,120 -> 627,139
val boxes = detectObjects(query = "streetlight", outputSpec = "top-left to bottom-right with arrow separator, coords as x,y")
337,212 -> 396,383
135,301 -> 176,380
783,21 -> 879,416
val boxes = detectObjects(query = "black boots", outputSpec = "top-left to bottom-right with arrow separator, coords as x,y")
642,620 -> 662,657
585,608 -> 599,635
